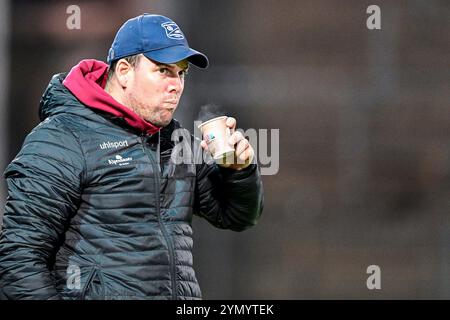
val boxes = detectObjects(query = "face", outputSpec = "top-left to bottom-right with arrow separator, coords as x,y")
122,56 -> 188,127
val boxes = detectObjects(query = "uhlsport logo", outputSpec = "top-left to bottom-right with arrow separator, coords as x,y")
100,140 -> 129,150
161,21 -> 184,40
108,154 -> 133,166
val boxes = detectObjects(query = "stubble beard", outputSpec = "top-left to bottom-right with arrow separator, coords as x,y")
125,92 -> 173,127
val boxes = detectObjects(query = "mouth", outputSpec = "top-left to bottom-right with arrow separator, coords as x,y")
164,99 -> 178,104
165,101 -> 177,107
162,105 -> 176,112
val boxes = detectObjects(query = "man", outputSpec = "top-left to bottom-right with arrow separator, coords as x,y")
0,14 -> 263,300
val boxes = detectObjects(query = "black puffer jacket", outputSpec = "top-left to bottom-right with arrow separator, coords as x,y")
0,64 -> 263,300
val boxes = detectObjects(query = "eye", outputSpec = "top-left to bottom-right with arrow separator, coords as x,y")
179,70 -> 188,78
159,67 -> 169,75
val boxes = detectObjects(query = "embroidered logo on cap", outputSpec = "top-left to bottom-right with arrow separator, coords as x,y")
161,22 -> 185,40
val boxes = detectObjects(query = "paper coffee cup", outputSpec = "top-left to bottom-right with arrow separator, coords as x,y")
198,116 -> 235,166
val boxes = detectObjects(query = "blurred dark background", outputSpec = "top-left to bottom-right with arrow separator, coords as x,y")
0,0 -> 449,299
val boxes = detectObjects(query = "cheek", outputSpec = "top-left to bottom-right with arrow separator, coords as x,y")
142,77 -> 167,96
131,79 -> 156,99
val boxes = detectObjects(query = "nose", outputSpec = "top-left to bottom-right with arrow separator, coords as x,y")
167,76 -> 184,94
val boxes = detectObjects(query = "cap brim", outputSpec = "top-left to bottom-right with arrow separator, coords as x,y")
143,45 -> 209,69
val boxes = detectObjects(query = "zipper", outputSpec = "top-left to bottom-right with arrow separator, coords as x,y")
141,133 -> 177,300
81,267 -> 96,300
81,267 -> 105,300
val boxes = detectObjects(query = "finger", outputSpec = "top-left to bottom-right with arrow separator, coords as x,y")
229,131 -> 244,145
200,140 -> 208,150
235,139 -> 250,157
226,117 -> 236,130
237,146 -> 254,164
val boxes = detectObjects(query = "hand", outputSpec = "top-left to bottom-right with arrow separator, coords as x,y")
200,117 -> 255,170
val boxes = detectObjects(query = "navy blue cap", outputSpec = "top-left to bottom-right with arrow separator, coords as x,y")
107,14 -> 208,68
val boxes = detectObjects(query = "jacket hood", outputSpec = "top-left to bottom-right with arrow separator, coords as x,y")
39,59 -> 160,135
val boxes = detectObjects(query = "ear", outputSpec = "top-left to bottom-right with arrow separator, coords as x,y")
115,59 -> 132,88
